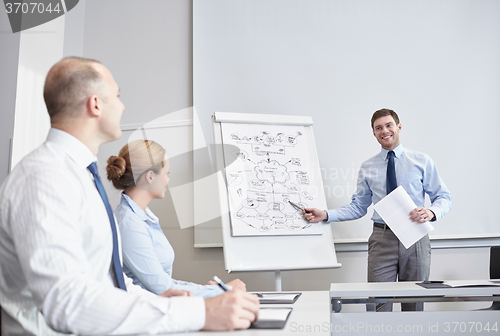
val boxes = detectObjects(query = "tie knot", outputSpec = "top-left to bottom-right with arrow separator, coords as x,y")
387,151 -> 395,160
87,162 -> 98,176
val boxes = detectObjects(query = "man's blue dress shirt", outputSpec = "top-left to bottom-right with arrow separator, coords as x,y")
326,144 -> 452,223
115,193 -> 225,298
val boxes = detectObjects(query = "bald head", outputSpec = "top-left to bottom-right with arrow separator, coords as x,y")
44,57 -> 106,123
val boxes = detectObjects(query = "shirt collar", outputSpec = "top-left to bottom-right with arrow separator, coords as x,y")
120,193 -> 159,225
380,143 -> 404,161
46,128 -> 97,169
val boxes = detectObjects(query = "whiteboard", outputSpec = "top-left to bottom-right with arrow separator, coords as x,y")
193,0 -> 500,246
213,112 -> 340,271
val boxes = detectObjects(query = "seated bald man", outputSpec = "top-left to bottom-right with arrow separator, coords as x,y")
0,57 -> 259,335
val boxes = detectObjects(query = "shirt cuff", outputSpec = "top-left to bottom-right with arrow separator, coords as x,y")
158,296 -> 206,332
427,207 -> 440,221
325,209 -> 339,222
207,284 -> 228,297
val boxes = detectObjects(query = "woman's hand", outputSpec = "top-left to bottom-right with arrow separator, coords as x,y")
226,279 -> 246,291
159,288 -> 193,297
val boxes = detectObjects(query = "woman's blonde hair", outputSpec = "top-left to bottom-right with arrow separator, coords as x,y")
106,140 -> 166,190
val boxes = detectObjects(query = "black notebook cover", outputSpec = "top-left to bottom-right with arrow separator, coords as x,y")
256,292 -> 302,304
250,308 -> 293,329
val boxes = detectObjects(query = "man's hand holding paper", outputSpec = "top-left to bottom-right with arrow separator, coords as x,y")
373,186 -> 434,249
409,207 -> 435,223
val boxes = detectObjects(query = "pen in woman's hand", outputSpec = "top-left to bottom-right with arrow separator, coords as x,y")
213,275 -> 231,291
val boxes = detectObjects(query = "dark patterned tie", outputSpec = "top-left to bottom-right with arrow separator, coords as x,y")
386,151 -> 397,195
87,162 -> 127,290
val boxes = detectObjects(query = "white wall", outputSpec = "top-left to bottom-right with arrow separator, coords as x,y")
10,17 -> 65,171
1,0 -> 494,311
81,0 -> 192,126
1,0 -> 75,179
0,8 -> 19,184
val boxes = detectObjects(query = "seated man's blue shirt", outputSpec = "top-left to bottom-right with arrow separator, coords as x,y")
115,193 -> 224,298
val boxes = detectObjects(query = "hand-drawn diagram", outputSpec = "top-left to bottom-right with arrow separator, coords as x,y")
221,123 -> 324,236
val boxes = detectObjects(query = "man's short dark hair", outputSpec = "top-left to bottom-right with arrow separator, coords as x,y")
43,57 -> 103,123
371,108 -> 400,129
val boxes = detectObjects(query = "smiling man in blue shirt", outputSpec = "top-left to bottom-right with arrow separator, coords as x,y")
304,108 -> 452,312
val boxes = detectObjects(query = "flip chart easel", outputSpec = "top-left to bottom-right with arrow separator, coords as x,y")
212,112 -> 341,290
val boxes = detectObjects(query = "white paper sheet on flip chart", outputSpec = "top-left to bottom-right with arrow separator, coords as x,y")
373,186 -> 434,249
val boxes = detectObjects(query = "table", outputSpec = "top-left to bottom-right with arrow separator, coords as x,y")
159,291 -> 331,336
330,281 -> 500,336
330,280 -> 500,313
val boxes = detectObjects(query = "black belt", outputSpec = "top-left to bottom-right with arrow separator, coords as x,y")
373,222 -> 391,231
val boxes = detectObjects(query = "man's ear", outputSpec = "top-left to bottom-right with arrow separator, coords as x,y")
86,95 -> 101,117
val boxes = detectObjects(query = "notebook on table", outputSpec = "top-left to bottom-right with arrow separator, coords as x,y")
250,308 -> 293,329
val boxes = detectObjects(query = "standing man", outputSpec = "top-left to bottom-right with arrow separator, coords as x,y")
0,57 -> 259,335
304,108 -> 452,311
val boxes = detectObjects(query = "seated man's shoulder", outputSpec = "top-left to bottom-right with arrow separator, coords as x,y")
32,146 -> 77,177
1,143 -> 82,203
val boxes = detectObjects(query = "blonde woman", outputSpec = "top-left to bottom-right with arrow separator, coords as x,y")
107,140 -> 245,298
